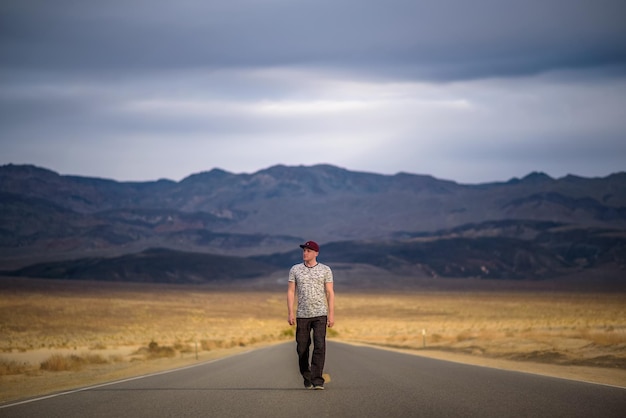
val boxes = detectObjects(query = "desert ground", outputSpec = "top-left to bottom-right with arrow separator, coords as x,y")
1,277 -> 625,404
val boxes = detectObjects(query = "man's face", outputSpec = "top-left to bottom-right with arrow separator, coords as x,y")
302,247 -> 318,262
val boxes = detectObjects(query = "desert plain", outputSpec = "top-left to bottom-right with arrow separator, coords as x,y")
1,276 -> 625,404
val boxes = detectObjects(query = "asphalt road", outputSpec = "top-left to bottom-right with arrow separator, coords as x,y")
2,341 -> 624,417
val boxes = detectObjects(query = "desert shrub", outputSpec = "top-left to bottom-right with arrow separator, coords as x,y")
40,353 -> 109,372
456,331 -> 474,342
83,353 -> 108,364
0,358 -> 32,375
145,341 -> 176,359
327,328 -> 339,338
40,354 -> 85,371
173,341 -> 195,353
280,328 -> 295,338
200,339 -> 225,351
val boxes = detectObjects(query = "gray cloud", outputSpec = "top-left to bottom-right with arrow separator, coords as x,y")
1,0 -> 625,183
3,0 -> 625,78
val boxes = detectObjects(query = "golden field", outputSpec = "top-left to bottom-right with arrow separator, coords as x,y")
1,278 -> 625,403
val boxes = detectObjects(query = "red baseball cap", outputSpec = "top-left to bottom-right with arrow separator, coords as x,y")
299,241 -> 320,252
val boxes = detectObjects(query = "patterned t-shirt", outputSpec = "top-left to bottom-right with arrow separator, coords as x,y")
289,262 -> 333,318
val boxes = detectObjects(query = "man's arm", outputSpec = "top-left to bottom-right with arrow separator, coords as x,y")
287,281 -> 296,325
325,281 -> 335,328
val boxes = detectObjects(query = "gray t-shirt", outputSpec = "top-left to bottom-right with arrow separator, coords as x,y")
289,262 -> 333,318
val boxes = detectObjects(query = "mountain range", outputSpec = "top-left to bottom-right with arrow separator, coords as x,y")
1,163 -> 625,288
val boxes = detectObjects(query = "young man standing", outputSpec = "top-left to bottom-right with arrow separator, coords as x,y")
287,240 -> 334,390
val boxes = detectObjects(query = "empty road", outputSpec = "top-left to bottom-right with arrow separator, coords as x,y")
2,341 -> 624,417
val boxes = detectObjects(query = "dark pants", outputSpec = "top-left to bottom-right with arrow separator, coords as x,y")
296,316 -> 327,386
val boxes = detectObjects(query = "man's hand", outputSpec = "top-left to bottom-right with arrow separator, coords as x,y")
288,314 -> 295,326
327,314 -> 334,328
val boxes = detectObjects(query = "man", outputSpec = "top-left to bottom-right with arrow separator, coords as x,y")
287,240 -> 334,390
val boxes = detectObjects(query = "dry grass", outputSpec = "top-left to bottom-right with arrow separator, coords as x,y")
334,291 -> 626,368
0,278 -> 625,402
40,353 -> 108,372
0,358 -> 31,375
0,280 -> 290,356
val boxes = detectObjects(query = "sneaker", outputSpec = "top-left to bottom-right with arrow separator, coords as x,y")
304,380 -> 313,389
313,385 -> 324,390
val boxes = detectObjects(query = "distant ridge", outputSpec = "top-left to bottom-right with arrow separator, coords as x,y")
1,163 -> 625,287
2,248 -> 276,284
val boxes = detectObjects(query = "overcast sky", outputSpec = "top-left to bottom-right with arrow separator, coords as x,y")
1,0 -> 625,184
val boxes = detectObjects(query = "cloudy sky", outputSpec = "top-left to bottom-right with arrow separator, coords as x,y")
1,0 -> 625,184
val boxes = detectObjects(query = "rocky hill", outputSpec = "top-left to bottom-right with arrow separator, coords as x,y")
1,163 -> 625,286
